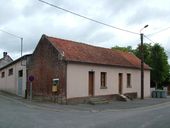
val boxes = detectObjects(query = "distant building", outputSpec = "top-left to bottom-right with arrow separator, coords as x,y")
0,52 -> 13,68
0,54 -> 31,97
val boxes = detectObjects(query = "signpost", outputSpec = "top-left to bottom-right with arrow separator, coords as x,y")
29,75 -> 34,101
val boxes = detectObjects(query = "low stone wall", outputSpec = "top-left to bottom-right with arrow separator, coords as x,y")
32,92 -> 138,104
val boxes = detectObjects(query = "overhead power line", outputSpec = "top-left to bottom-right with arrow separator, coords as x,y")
0,29 -> 22,39
38,0 -> 139,35
143,35 -> 170,54
147,26 -> 170,36
143,35 -> 155,44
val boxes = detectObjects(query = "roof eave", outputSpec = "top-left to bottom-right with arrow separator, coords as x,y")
66,60 -> 151,70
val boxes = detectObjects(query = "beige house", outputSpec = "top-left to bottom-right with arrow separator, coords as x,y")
0,55 -> 31,97
67,63 -> 150,99
28,35 -> 151,101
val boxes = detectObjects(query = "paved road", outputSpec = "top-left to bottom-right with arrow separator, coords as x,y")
0,94 -> 170,128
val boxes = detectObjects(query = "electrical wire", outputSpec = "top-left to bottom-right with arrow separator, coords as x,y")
144,35 -> 170,54
38,0 -> 139,35
143,35 -> 155,44
0,29 -> 22,39
147,26 -> 170,36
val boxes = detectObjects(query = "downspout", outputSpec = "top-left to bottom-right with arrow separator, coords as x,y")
65,61 -> 68,104
14,64 -> 17,95
25,56 -> 28,99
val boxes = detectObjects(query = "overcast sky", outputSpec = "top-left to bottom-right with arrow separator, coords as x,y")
1,0 -> 170,61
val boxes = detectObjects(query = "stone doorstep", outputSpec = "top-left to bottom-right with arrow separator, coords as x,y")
117,94 -> 132,102
88,97 -> 111,105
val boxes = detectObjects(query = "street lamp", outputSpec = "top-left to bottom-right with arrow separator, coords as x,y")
140,25 -> 149,99
0,29 -> 23,57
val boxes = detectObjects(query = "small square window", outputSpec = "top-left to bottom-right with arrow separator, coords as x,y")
8,68 -> 13,76
18,70 -> 23,77
101,72 -> 107,88
1,72 -> 5,78
127,73 -> 131,88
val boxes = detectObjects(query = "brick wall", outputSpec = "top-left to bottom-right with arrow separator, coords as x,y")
27,35 -> 67,98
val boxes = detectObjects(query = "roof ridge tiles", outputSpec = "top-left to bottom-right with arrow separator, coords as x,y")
45,34 -> 115,51
44,34 -> 150,70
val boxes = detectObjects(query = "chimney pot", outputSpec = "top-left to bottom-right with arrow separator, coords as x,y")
3,52 -> 7,58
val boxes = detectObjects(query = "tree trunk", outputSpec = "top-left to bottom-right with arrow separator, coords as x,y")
155,81 -> 158,90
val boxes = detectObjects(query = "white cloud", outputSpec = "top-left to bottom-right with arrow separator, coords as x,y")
0,0 -> 170,61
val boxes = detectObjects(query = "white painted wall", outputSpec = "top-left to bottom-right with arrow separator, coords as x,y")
0,60 -> 27,97
67,63 -> 150,99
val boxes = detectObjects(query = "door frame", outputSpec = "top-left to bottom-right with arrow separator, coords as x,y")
18,70 -> 23,96
88,71 -> 94,96
18,77 -> 22,96
118,73 -> 123,94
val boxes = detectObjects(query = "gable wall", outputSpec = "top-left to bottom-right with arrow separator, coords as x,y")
27,36 -> 67,97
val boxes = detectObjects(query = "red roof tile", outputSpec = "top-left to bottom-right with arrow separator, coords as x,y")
46,35 -> 150,70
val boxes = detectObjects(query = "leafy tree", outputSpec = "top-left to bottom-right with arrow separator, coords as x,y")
111,46 -> 134,53
150,43 -> 169,89
112,43 -> 170,89
162,71 -> 170,87
134,43 -> 152,66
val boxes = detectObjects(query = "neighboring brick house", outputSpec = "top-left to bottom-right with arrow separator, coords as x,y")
0,52 -> 13,68
28,34 -> 151,101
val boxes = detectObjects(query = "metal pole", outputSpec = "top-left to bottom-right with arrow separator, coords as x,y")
140,33 -> 144,99
30,82 -> 32,101
21,38 -> 23,57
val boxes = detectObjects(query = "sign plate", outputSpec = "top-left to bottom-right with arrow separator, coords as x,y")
29,75 -> 34,82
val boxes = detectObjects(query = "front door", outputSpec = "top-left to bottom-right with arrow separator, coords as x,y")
18,70 -> 23,96
89,72 -> 94,96
118,73 -> 123,94
18,77 -> 22,96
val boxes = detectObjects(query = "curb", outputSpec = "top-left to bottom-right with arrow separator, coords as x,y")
1,92 -> 170,113
101,101 -> 170,113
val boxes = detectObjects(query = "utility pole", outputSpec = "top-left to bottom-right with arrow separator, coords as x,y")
140,33 -> 144,99
140,25 -> 149,99
21,37 -> 23,57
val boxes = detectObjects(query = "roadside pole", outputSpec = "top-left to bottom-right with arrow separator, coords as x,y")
30,82 -> 32,101
28,75 -> 34,102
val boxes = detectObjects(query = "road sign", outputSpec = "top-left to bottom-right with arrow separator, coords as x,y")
29,75 -> 34,82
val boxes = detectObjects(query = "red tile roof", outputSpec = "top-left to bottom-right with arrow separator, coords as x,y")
46,35 -> 150,70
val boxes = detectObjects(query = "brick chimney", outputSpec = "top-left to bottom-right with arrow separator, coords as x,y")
3,52 -> 7,58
